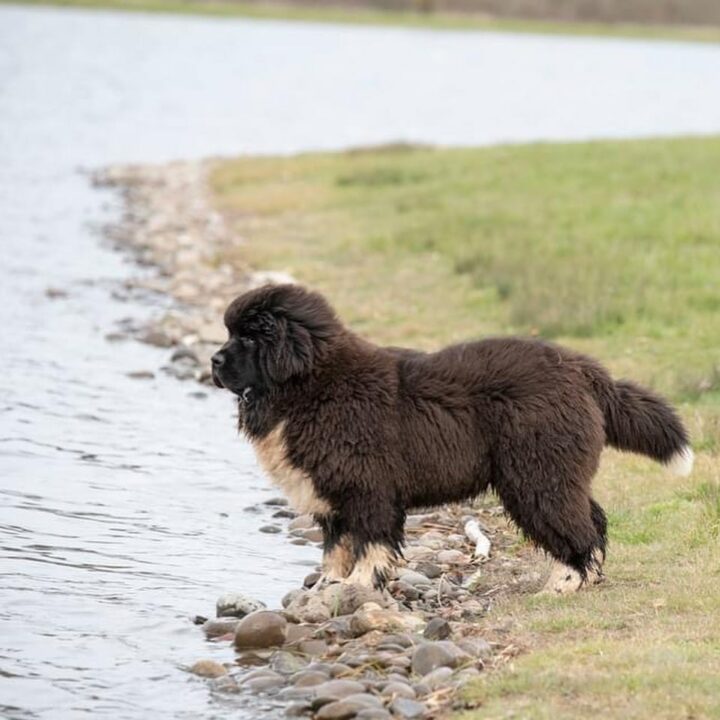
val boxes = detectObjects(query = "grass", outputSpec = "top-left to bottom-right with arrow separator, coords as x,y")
208,135 -> 720,718
5,0 -> 720,44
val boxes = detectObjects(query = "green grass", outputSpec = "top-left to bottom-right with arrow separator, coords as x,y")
5,0 -> 720,44
208,135 -> 720,718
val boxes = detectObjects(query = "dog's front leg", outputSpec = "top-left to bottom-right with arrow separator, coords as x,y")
341,496 -> 405,589
314,513 -> 353,588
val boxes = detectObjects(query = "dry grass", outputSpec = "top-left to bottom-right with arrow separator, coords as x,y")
207,136 -> 720,718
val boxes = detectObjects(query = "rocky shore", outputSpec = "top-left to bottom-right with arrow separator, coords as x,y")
190,500 -> 544,719
97,160 -> 550,718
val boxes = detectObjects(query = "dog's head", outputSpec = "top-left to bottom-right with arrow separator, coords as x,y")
211,284 -> 340,398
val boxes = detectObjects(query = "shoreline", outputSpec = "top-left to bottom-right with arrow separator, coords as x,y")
98,158 -> 550,719
4,0 -> 720,45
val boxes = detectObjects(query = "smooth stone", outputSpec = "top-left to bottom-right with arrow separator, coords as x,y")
322,584 -> 386,616
390,698 -> 427,719
288,514 -> 315,530
317,615 -> 354,640
292,670 -> 330,687
234,611 -> 287,649
356,710 -> 391,720
245,675 -> 285,692
316,700 -> 364,720
286,701 -> 313,716
286,623 -> 316,644
299,528 -> 324,543
411,643 -> 456,676
273,508 -> 296,519
271,650 -> 309,675
284,590 -> 332,624
260,524 -> 282,534
265,496 -> 289,506
402,546 -> 435,562
304,571 -> 322,588
202,617 -> 240,639
423,617 -> 451,641
235,649 -> 274,666
350,603 -> 424,638
380,681 -> 416,699
436,549 -> 469,565
189,660 -> 227,678
381,634 -> 414,648
397,570 -> 432,588
216,592 -> 266,619
311,679 -> 366,707
389,580 -> 420,601
457,637 -> 493,661
240,668 -> 284,683
343,694 -> 383,708
414,562 -> 442,579
329,663 -> 352,677
297,639 -> 329,657
282,589 -> 304,609
421,666 -> 454,690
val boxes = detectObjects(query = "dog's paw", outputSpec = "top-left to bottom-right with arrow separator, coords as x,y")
540,562 -> 584,595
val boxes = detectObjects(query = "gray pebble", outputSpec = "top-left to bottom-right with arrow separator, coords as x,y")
411,642 -> 455,676
216,592 -> 266,619
380,681 -> 416,699
421,666 -> 454,690
390,698 -> 427,719
423,617 -> 451,641
259,524 -> 282,534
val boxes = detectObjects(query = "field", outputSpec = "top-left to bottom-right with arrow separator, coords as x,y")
5,0 -> 720,44
208,136 -> 720,718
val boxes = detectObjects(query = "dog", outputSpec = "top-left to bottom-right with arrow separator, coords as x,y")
211,284 -> 693,592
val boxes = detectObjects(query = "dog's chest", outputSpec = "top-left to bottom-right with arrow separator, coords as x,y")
251,422 -> 330,516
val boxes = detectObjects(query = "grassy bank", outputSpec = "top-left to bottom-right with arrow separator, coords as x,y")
209,136 -> 720,718
5,0 -> 720,44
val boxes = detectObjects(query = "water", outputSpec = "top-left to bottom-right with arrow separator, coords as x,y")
0,5 -> 719,718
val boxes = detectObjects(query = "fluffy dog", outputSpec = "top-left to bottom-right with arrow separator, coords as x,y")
212,284 -> 693,591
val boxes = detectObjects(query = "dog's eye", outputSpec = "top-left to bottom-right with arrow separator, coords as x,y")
240,336 -> 256,348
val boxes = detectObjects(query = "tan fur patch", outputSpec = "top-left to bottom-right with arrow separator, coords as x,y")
251,422 -> 331,515
322,537 -> 353,581
345,543 -> 396,587
541,550 -> 604,595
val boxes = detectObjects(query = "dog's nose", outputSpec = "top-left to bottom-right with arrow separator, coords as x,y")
211,351 -> 225,368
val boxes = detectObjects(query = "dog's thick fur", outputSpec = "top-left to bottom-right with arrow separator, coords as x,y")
212,284 -> 693,589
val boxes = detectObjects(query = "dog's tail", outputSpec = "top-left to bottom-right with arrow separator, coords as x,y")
592,376 -> 693,476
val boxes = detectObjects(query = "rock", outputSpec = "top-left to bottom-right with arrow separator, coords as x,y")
329,663 -> 352,677
260,524 -> 282,534
390,698 -> 427,719
411,643 -> 456,676
343,694 -> 383,708
423,617 -> 451,641
402,546 -> 435,562
436,549 -> 468,565
286,701 -> 313,716
282,589 -> 304,609
356,710 -> 391,720
216,593 -> 266,618
397,570 -> 432,588
315,700 -> 363,720
235,649 -> 274,666
234,610 -> 287,649
291,670 -> 330,687
380,681 -> 416,699
245,675 -> 286,692
139,328 -> 175,347
170,346 -> 199,364
286,623 -> 315,644
127,370 -> 155,380
270,650 -> 308,675
421,666 -> 454,690
297,639 -> 329,657
414,562 -> 442,579
457,637 -> 492,661
389,580 -> 420,601
317,615 -> 354,640
284,590 -> 332,624
202,617 -> 240,639
299,528 -> 324,543
322,584 -> 385,617
304,571 -> 322,588
273,508 -> 296,519
189,660 -> 228,678
288,514 -> 315,530
350,603 -> 423,637
311,679 -> 367,708
264,496 -> 288,507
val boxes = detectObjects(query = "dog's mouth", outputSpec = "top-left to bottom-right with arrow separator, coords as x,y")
212,371 -> 254,403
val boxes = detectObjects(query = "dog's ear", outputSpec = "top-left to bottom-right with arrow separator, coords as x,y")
262,316 -> 314,383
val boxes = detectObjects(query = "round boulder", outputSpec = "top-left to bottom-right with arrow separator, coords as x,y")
234,610 -> 287,649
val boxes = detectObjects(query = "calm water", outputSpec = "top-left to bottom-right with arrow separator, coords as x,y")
1,5 -> 719,719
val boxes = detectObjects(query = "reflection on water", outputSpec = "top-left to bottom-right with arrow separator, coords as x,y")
1,5 -> 719,718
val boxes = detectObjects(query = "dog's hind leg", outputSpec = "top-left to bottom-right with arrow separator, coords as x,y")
493,464 -> 607,594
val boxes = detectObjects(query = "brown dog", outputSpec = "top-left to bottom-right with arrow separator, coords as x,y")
212,284 -> 693,591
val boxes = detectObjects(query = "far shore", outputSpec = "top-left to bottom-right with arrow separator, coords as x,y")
4,0 -> 720,44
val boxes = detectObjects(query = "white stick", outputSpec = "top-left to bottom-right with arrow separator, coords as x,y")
464,518 -> 491,559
